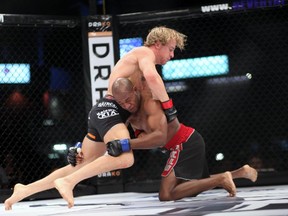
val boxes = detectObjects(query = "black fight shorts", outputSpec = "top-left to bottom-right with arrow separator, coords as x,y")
169,130 -> 210,180
87,97 -> 131,142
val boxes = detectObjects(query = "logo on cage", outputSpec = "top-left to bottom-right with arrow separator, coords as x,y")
88,16 -> 114,106
201,0 -> 286,13
97,170 -> 121,178
88,15 -> 112,32
0,15 -> 4,23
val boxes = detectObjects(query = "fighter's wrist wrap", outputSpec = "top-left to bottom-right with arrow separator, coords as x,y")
107,139 -> 131,157
120,139 -> 131,152
67,142 -> 82,166
161,99 -> 174,110
161,99 -> 178,122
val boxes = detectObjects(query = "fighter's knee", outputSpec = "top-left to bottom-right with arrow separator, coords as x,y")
158,191 -> 172,201
118,152 -> 134,169
123,155 -> 134,168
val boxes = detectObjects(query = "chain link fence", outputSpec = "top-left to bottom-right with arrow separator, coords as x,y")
0,17 -> 86,189
118,6 -> 288,183
0,4 -> 288,194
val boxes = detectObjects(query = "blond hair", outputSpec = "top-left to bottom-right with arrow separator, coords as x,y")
144,26 -> 187,50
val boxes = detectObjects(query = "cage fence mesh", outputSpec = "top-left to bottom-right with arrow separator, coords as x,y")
0,22 -> 86,188
118,7 -> 288,182
0,5 -> 288,191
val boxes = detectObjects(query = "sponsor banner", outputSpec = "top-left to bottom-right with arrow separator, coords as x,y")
86,15 -> 123,187
201,0 -> 286,13
87,15 -> 114,105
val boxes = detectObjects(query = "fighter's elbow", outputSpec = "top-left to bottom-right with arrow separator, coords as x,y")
155,132 -> 167,147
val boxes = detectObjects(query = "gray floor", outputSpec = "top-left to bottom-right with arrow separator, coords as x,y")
1,184 -> 288,215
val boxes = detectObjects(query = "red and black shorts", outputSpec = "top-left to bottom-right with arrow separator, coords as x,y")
162,130 -> 210,180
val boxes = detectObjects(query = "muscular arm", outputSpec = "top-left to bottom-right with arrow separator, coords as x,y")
138,54 -> 169,102
139,50 -> 177,122
129,101 -> 168,149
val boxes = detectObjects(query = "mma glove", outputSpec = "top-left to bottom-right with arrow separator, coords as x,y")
161,98 -> 178,122
107,139 -> 131,157
67,142 -> 82,166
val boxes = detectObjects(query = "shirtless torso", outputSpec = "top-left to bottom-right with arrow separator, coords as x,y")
127,79 -> 180,145
107,47 -> 156,96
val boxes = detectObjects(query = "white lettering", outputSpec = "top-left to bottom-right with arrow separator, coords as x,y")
98,101 -> 117,109
88,16 -> 114,106
97,109 -> 119,119
201,4 -> 230,13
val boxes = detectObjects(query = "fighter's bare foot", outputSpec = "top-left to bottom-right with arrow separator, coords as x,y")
54,178 -> 74,208
220,172 -> 237,197
4,183 -> 29,210
241,165 -> 258,182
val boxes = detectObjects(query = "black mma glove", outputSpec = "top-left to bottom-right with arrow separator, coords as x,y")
67,142 -> 82,166
107,139 -> 131,157
161,98 -> 177,122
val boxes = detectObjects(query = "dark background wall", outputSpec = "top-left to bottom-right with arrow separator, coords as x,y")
0,0 -> 217,16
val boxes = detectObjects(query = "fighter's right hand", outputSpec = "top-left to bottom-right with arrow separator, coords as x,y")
107,139 -> 131,157
67,142 -> 82,166
161,98 -> 178,122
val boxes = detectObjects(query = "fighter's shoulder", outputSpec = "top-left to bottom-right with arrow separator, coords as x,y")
130,46 -> 153,57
